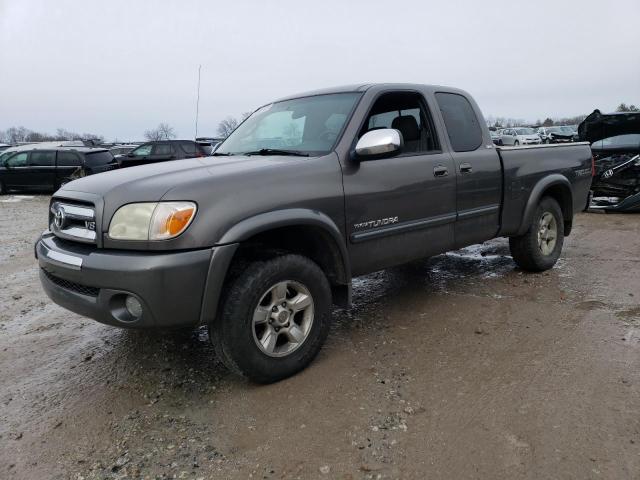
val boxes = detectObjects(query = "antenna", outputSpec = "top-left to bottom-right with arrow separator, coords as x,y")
194,64 -> 201,140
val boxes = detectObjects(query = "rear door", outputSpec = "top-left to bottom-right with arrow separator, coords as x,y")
56,151 -> 83,182
434,92 -> 502,247
28,150 -> 57,188
149,142 -> 176,163
342,90 -> 457,275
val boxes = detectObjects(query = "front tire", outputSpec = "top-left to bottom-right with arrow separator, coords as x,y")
509,196 -> 564,272
514,140 -> 520,146
210,254 -> 332,383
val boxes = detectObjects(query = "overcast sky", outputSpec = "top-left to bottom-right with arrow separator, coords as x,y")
1,0 -> 639,141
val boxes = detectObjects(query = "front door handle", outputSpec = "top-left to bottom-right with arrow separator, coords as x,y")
459,163 -> 473,174
433,165 -> 449,177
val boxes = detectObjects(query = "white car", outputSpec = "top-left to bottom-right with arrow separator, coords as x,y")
500,127 -> 542,146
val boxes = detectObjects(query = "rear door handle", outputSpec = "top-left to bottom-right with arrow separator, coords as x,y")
433,165 -> 449,177
459,163 -> 473,174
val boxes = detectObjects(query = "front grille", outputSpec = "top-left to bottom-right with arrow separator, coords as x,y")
50,200 -> 97,244
42,269 -> 99,297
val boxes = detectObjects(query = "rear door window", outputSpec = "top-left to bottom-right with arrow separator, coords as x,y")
84,151 -> 115,166
152,144 -> 173,155
29,151 -> 55,166
435,92 -> 483,152
57,151 -> 82,166
180,141 -> 197,154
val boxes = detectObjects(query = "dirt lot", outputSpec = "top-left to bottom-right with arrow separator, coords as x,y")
1,194 -> 639,480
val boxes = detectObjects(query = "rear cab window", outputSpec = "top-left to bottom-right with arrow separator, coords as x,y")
435,92 -> 483,152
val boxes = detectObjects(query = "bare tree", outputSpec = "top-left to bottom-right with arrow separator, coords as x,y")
144,123 -> 176,141
217,116 -> 239,138
616,103 -> 639,112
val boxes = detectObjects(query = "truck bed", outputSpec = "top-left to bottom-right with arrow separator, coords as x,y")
497,142 -> 593,236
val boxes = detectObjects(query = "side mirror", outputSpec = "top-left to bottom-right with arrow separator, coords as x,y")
354,129 -> 403,159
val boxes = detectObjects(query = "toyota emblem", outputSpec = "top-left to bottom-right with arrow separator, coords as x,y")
54,207 -> 66,230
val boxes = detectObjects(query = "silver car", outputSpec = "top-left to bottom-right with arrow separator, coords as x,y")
500,127 -> 542,146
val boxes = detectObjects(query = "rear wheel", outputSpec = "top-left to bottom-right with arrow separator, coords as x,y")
514,140 -> 520,146
509,196 -> 564,271
210,254 -> 332,383
0,181 -> 4,195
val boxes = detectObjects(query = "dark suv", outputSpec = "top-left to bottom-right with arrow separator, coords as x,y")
117,140 -> 210,168
0,146 -> 118,194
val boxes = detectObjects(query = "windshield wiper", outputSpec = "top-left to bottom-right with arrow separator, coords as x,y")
211,152 -> 234,156
242,148 -> 309,157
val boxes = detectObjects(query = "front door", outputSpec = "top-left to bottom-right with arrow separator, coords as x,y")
2,152 -> 30,189
341,90 -> 457,276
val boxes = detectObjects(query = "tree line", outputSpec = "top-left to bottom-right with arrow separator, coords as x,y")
0,126 -> 104,144
486,103 -> 638,129
2,103 -> 636,145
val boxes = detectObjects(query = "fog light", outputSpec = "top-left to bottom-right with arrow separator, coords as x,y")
125,295 -> 143,318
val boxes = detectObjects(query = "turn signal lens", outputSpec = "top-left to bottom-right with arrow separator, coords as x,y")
149,202 -> 197,240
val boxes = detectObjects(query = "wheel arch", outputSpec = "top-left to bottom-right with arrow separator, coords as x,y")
517,174 -> 574,236
200,209 -> 351,325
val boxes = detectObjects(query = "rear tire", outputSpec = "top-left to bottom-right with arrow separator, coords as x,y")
210,254 -> 332,383
514,140 -> 520,146
0,181 -> 4,195
509,196 -> 564,272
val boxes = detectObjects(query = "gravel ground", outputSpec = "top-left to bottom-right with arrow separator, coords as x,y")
1,194 -> 639,479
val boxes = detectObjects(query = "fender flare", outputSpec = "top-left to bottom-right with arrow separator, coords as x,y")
199,209 -> 350,325
516,174 -> 573,236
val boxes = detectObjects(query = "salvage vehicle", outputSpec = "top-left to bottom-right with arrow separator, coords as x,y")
0,145 -> 118,194
579,109 -> 640,212
489,129 -> 503,145
500,127 -> 542,145
36,84 -> 593,382
118,140 -> 210,168
537,126 -> 574,144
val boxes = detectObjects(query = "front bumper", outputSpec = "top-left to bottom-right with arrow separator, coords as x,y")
36,231 -> 213,328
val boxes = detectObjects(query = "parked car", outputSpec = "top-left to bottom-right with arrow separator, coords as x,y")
489,130 -> 503,145
0,145 -> 118,194
36,83 -> 592,383
537,126 -> 574,144
117,140 -> 210,168
500,127 -> 542,146
0,143 -> 10,152
109,144 -> 138,157
580,109 -> 640,212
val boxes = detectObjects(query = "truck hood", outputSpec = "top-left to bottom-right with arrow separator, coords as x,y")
59,155 -> 301,200
578,110 -> 640,143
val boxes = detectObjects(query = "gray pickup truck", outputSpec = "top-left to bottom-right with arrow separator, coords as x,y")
36,84 -> 593,382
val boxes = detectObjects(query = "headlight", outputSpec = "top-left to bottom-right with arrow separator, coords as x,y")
108,202 -> 197,240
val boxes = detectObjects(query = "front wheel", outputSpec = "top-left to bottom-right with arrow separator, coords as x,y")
210,254 -> 332,383
514,140 -> 520,146
509,196 -> 564,271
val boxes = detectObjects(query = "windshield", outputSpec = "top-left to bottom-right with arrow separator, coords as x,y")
216,93 -> 361,156
559,126 -> 574,133
548,127 -> 563,133
515,128 -> 535,135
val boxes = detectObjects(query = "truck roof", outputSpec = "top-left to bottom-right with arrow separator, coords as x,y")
275,83 -> 468,102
